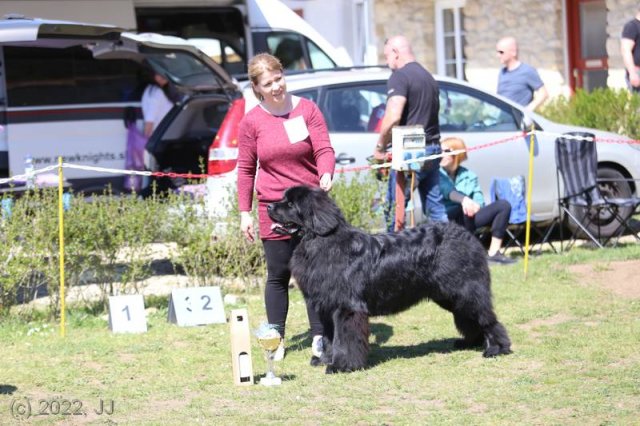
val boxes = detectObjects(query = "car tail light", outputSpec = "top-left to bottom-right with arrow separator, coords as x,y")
208,98 -> 245,175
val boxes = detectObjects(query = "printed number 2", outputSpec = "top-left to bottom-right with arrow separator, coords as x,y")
201,295 -> 212,311
122,305 -> 131,321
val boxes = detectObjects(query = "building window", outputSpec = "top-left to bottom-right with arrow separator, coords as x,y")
435,0 -> 466,80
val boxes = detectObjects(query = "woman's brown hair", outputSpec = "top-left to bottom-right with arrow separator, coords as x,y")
441,137 -> 468,170
247,53 -> 283,100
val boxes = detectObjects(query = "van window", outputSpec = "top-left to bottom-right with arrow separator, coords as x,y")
268,34 -> 306,70
187,38 -> 245,76
136,7 -> 246,76
4,46 -> 142,107
267,32 -> 336,71
307,40 -> 336,70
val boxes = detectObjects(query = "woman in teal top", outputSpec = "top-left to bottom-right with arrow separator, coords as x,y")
439,137 -> 516,264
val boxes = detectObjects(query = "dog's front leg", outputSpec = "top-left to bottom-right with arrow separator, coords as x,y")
311,316 -> 334,367
325,308 -> 370,374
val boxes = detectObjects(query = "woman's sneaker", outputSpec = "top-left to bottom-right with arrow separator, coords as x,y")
272,340 -> 285,361
487,252 -> 517,265
311,335 -> 323,358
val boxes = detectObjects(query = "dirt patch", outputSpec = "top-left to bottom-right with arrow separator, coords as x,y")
519,314 -> 574,331
568,259 -> 640,299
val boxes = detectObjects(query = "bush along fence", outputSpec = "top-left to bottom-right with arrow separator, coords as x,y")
0,166 -> 386,320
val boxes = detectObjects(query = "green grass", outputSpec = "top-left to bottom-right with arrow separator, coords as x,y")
2,244 -> 640,425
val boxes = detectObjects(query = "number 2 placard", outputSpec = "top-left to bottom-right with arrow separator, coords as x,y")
108,295 -> 148,333
167,287 -> 226,327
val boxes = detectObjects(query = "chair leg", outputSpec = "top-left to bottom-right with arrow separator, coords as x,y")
530,220 -> 559,254
563,207 -> 604,249
600,207 -> 640,247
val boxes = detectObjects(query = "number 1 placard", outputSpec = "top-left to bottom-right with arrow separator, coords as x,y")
108,295 -> 147,333
167,286 -> 226,327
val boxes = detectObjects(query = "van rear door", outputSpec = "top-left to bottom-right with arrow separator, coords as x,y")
0,18 -> 237,191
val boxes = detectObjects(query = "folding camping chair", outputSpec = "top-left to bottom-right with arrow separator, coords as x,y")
489,175 -> 558,255
555,132 -> 640,250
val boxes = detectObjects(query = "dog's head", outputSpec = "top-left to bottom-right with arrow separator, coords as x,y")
267,186 -> 346,237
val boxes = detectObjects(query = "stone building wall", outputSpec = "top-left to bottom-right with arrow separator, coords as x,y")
463,0 -> 566,96
372,0 -> 437,71
371,0 -> 640,98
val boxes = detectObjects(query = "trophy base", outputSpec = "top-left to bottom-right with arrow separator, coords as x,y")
259,376 -> 282,386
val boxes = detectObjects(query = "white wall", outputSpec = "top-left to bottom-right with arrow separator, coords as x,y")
282,0 -> 374,65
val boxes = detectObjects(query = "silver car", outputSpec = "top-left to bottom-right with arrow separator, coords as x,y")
206,68 -> 640,237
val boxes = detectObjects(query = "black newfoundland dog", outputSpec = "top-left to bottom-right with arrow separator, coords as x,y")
267,185 -> 511,373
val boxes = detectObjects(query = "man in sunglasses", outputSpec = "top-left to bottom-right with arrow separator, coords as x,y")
495,36 -> 548,112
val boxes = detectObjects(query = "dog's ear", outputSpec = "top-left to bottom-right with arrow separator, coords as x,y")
300,188 -> 344,236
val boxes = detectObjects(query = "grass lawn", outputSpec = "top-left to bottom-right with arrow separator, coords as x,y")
1,243 -> 640,425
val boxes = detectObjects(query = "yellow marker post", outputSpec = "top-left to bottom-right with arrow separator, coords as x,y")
409,171 -> 416,228
58,157 -> 66,337
523,126 -> 536,278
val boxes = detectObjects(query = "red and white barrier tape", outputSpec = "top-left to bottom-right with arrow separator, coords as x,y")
1,131 -> 638,185
0,165 -> 59,185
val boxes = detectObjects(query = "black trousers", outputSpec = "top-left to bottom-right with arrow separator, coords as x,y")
450,199 -> 511,240
262,238 -> 323,340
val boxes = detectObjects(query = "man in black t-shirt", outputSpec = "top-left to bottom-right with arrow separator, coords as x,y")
374,35 -> 447,231
621,7 -> 640,92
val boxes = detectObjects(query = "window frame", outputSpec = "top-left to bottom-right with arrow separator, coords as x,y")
435,0 -> 466,80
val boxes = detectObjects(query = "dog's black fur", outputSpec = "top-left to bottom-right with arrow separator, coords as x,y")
267,185 -> 512,373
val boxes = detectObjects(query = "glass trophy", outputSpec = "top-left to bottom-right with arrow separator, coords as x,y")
255,323 -> 282,386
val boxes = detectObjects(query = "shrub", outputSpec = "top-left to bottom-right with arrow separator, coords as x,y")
1,172 -> 385,318
331,170 -> 387,231
165,189 -> 264,290
1,189 -> 62,317
540,88 -> 640,140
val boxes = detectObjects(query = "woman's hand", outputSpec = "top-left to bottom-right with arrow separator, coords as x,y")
240,211 -> 255,242
461,197 -> 481,217
319,173 -> 333,192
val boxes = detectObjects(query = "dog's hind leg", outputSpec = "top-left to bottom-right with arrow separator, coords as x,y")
325,308 -> 370,374
453,306 -> 512,357
453,313 -> 484,349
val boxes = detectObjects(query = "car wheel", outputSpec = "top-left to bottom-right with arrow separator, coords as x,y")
567,166 -> 633,238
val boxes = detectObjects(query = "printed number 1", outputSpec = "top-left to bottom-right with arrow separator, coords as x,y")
122,305 -> 131,321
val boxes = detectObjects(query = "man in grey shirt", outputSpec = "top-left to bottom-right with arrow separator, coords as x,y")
496,37 -> 548,111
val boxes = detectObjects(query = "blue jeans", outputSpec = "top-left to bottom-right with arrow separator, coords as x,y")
625,74 -> 640,93
385,144 -> 448,231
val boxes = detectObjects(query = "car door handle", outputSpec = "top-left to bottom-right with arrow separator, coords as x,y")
336,153 -> 356,165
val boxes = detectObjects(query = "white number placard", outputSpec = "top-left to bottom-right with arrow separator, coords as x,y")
167,286 -> 226,327
108,295 -> 147,333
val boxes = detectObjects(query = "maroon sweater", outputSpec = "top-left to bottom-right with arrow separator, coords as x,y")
237,97 -> 335,240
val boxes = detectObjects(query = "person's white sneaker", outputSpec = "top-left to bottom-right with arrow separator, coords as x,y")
272,340 -> 285,361
311,335 -> 323,358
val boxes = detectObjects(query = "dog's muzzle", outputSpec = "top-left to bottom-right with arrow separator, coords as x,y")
267,203 -> 301,236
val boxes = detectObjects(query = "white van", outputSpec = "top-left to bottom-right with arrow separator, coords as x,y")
0,17 -> 241,192
0,0 -> 352,78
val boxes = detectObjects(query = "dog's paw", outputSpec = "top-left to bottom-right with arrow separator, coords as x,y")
310,356 -> 323,367
483,345 -> 512,357
324,365 -> 339,374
